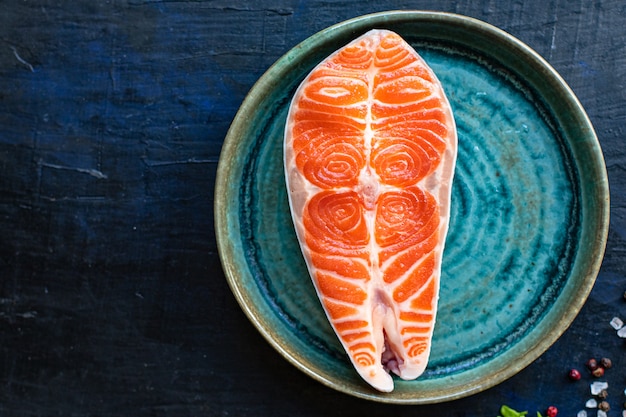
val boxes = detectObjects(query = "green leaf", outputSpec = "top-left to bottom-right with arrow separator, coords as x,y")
499,405 -> 529,417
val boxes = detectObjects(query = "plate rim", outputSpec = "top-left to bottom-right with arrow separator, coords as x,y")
214,10 -> 610,404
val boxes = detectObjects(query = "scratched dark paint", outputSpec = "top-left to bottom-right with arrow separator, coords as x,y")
0,1 -> 624,416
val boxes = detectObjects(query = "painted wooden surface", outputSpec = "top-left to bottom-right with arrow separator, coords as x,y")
0,1 -> 624,416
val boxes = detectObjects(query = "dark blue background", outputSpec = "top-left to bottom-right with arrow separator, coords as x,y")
0,1 -> 624,416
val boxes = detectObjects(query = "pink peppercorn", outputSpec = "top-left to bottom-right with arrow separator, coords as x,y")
546,406 -> 558,417
568,368 -> 581,381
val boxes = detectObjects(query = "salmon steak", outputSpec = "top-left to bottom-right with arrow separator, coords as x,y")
283,29 -> 457,392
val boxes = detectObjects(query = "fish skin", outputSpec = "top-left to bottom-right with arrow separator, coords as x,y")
284,29 -> 457,392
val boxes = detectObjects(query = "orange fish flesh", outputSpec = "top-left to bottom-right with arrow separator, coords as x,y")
284,29 -> 457,392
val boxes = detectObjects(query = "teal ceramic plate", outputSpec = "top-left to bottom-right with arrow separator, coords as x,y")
215,11 -> 609,403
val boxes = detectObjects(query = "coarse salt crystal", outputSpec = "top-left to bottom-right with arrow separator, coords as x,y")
598,411 -> 607,417
610,316 -> 624,330
577,410 -> 587,417
623,410 -> 626,417
590,381 -> 608,395
585,398 -> 597,408
618,325 -> 626,338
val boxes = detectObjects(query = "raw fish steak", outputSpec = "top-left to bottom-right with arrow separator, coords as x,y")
283,29 -> 457,392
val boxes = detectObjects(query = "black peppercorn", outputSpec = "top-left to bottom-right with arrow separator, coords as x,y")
598,401 -> 610,412
597,389 -> 608,400
587,358 -> 598,371
600,357 -> 612,369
